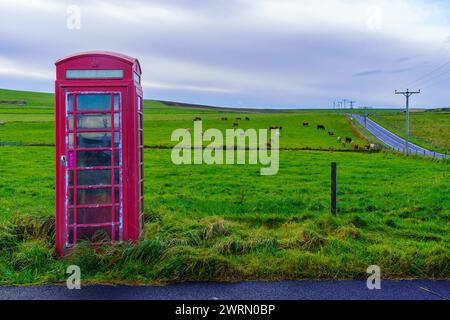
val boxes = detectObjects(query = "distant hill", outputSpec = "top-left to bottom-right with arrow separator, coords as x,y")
157,100 -> 302,113
0,88 -> 305,112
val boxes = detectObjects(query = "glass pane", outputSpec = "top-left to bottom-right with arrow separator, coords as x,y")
77,150 -> 112,167
114,149 -> 120,166
77,94 -> 111,111
68,227 -> 74,245
114,168 -> 120,184
77,226 -> 112,243
67,94 -> 74,112
67,115 -> 74,130
134,72 -> 140,84
68,208 -> 74,224
68,188 -> 74,205
114,224 -> 120,241
68,133 -> 74,148
77,114 -> 111,129
68,170 -> 74,186
114,188 -> 120,203
77,170 -> 112,185
114,206 -> 120,222
77,188 -> 112,205
114,113 -> 119,128
114,94 -> 119,111
77,132 -> 115,148
76,206 -> 114,224
137,96 -> 142,112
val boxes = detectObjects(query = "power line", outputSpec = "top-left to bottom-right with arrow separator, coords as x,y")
410,67 -> 450,89
405,60 -> 450,88
420,72 -> 450,91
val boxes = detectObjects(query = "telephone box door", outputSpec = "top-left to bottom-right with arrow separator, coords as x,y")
63,88 -> 127,247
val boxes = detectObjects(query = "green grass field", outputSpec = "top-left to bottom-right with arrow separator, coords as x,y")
0,88 -> 448,284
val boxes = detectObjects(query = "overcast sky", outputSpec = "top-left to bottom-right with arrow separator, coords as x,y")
0,0 -> 449,108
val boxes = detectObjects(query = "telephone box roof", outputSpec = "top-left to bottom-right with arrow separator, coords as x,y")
55,51 -> 141,73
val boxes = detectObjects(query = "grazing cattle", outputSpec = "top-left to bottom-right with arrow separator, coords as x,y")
303,122 -> 309,126
337,137 -> 342,142
365,145 -> 371,150
370,144 -> 376,150
353,144 -> 359,150
193,117 -> 202,121
245,117 -> 250,121
269,126 -> 283,131
233,122 -> 239,127
236,117 -> 242,121
345,137 -> 352,143
317,125 -> 325,130
328,131 -> 334,136
221,117 -> 228,121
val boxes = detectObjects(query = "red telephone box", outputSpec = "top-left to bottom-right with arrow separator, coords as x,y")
55,51 -> 144,255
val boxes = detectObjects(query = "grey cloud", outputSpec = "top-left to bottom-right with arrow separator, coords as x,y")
395,57 -> 411,63
390,67 -> 417,74
353,70 -> 383,77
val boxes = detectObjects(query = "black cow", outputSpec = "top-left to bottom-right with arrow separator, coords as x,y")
269,126 -> 283,131
317,125 -> 326,130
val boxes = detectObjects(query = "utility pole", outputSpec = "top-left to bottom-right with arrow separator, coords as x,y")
349,100 -> 356,110
395,89 -> 421,155
343,99 -> 347,109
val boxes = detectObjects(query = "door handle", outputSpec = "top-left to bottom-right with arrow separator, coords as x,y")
60,155 -> 67,166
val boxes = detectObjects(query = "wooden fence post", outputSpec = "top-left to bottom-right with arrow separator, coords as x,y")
331,162 -> 337,215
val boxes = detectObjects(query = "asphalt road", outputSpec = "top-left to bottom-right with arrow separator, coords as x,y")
0,280 -> 448,300
352,114 -> 448,158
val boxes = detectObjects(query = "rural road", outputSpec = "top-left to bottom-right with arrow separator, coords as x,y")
0,280 -> 449,300
351,114 -> 448,158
